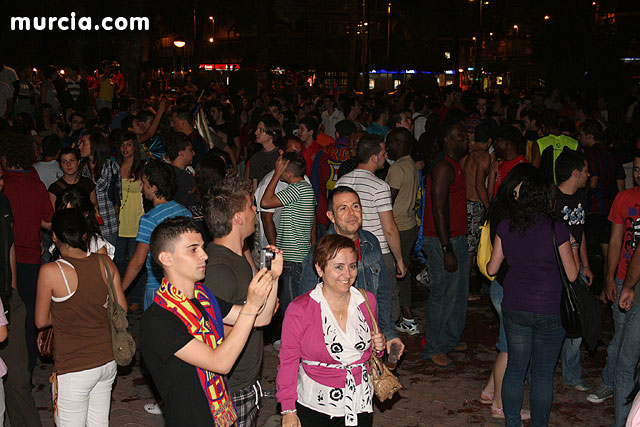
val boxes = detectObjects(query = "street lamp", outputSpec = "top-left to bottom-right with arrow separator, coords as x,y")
174,38 -> 186,75
544,15 -> 550,20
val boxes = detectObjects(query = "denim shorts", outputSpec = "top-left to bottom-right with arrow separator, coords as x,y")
489,280 -> 508,353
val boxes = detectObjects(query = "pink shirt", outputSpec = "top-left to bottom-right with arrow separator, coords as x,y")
276,289 -> 378,412
0,298 -> 8,377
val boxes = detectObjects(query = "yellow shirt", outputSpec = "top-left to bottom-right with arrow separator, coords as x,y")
98,75 -> 115,102
118,178 -> 144,238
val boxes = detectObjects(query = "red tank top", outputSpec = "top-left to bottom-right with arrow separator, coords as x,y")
493,155 -> 528,197
423,154 -> 468,238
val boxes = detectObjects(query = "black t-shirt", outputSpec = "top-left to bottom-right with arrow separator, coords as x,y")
48,176 -> 96,198
188,132 -> 208,167
556,188 -> 586,245
248,148 -> 279,184
140,296 -> 231,427
172,166 -> 196,209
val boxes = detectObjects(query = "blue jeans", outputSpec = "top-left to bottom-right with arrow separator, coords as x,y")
280,261 -> 302,317
502,308 -> 565,427
561,270 -> 589,386
489,280 -> 508,353
613,291 -> 640,426
115,236 -> 144,304
423,235 -> 470,358
561,337 -> 583,386
144,285 -> 158,311
603,279 -> 626,389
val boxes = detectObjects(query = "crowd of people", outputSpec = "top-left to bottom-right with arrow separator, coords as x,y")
0,59 -> 640,426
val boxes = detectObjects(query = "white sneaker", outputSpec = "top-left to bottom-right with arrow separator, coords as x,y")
416,268 -> 430,285
144,402 -> 163,415
395,319 -> 420,335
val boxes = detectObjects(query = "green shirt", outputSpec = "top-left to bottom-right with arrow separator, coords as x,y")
275,180 -> 316,263
537,134 -> 579,184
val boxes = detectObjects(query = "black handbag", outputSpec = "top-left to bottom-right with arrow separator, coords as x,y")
551,221 -> 582,337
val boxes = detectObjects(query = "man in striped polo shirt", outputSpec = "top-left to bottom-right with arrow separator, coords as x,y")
336,134 -> 407,327
261,151 -> 316,318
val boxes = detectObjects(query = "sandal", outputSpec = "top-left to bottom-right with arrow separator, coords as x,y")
480,391 -> 494,404
491,406 -> 531,420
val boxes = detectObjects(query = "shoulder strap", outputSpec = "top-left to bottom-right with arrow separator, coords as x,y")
54,260 -> 74,295
357,288 -> 379,334
551,221 -> 566,278
98,254 -> 117,303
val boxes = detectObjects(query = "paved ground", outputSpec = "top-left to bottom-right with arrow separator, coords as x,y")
32,275 -> 616,426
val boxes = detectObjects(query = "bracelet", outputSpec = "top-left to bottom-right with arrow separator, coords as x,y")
240,311 -> 258,316
281,410 -> 297,415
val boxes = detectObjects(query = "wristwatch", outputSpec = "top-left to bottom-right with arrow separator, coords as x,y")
442,243 -> 453,254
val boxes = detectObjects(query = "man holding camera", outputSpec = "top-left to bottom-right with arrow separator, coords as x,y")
203,176 -> 282,427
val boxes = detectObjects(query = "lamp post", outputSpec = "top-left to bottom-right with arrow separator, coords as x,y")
472,0 -> 484,88
174,38 -> 186,76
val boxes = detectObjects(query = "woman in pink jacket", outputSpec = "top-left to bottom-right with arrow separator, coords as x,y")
277,234 -> 386,427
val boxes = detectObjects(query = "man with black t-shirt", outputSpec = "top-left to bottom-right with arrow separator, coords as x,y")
140,217 -> 281,427
204,176 -> 281,427
555,149 -> 593,392
164,131 -> 196,209
171,107 -> 208,166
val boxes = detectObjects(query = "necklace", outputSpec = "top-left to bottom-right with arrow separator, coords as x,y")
120,178 -> 140,212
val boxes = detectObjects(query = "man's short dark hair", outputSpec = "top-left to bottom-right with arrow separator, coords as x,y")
581,120 -> 604,142
283,151 -> 306,178
0,132 -> 35,169
143,159 -> 177,201
173,107 -> 193,123
371,106 -> 386,122
555,148 -> 586,185
259,114 -> 282,140
522,110 -> 539,124
70,111 -> 85,123
41,134 -> 61,158
343,98 -> 360,117
205,177 -> 252,239
356,134 -> 383,164
121,115 -> 135,132
540,109 -> 559,130
386,128 -> 412,160
299,116 -> 318,140
150,216 -> 201,268
164,131 -> 192,161
474,121 -> 491,143
137,109 -> 154,123
59,147 -> 80,161
335,119 -> 358,138
327,186 -> 360,212
267,99 -> 281,111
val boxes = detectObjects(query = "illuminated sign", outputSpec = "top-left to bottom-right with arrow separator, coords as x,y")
199,64 -> 240,71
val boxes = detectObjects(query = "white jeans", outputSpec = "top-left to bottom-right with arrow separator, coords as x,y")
54,360 -> 117,427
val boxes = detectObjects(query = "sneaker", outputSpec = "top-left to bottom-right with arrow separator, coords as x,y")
587,384 -> 613,403
573,382 -> 590,392
272,339 -> 281,352
144,402 -> 163,415
416,268 -> 430,285
396,319 -> 420,335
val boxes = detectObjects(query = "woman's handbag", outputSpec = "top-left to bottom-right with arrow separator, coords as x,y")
477,220 -> 495,281
357,288 -> 402,402
99,255 -> 136,366
550,221 -> 601,347
37,327 -> 54,357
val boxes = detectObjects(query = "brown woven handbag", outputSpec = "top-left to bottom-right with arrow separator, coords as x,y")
99,255 -> 136,366
358,289 -> 402,402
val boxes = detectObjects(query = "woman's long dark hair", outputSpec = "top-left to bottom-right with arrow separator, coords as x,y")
55,187 -> 103,243
116,131 -> 144,180
486,163 -> 538,237
84,130 -> 111,182
509,172 -> 556,234
52,208 -> 89,252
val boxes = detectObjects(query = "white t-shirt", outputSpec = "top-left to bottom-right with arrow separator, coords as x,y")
33,160 -> 63,189
336,168 -> 393,254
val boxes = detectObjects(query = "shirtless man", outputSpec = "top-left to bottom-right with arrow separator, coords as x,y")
460,122 -> 491,266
